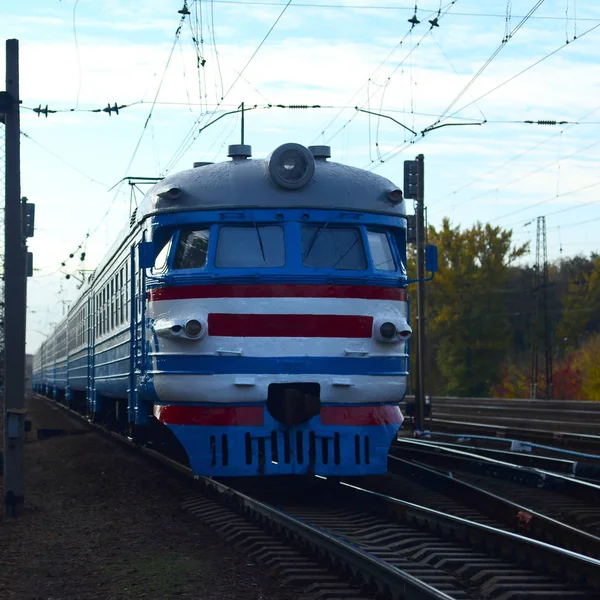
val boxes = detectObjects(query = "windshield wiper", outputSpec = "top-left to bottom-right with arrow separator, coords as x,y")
331,234 -> 360,269
303,221 -> 330,262
253,221 -> 266,263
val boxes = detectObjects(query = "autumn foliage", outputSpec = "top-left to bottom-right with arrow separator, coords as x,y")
412,220 -> 599,401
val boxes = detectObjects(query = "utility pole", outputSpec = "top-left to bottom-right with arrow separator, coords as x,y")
404,154 -> 426,431
2,39 -> 27,518
530,216 -> 552,400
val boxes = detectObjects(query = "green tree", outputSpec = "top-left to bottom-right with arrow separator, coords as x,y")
422,219 -> 528,396
556,255 -> 600,353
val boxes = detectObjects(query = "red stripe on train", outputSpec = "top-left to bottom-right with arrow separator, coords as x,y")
156,404 -> 402,426
207,313 -> 373,338
149,284 -> 406,302
320,405 -> 403,426
155,405 -> 264,426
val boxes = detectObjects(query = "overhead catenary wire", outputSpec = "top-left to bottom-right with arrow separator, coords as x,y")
443,135 -> 600,213
367,19 -> 600,171
489,179 -> 600,223
161,0 -> 293,175
123,12 -> 189,178
20,130 -> 113,189
204,0 -> 600,21
503,197 -> 600,231
54,5 -> 194,273
433,103 -> 600,204
425,0 -> 547,131
313,1 -> 457,147
436,19 -> 600,125
72,0 -> 83,110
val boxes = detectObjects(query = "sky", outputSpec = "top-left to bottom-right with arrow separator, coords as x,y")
1,0 -> 600,352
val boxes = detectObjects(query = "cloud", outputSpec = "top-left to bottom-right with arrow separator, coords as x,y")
9,0 -> 600,350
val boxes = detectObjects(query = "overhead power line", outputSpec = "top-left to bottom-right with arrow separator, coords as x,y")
440,20 -> 600,123
490,180 -> 600,223
434,103 -> 600,205
313,1 -> 458,147
20,131 -> 112,189
367,19 -> 600,170
425,0 -> 547,132
205,0 -> 600,21
161,0 -> 293,175
443,135 -> 600,213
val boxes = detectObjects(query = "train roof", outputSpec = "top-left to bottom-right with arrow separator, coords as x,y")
136,143 -> 406,222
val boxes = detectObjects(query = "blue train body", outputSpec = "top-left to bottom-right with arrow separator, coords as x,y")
33,143 -> 412,476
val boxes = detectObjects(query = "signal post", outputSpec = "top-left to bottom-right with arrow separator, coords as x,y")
404,155 -> 427,432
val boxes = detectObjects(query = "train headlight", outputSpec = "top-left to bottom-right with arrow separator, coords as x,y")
374,319 -> 412,343
268,143 -> 315,190
380,322 -> 397,339
185,319 -> 203,337
153,318 -> 207,340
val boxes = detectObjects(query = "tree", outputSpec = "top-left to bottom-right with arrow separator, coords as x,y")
556,255 -> 600,353
422,219 -> 528,396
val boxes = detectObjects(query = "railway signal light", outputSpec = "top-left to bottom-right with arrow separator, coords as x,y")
0,90 -> 13,112
403,159 -> 423,200
22,198 -> 35,238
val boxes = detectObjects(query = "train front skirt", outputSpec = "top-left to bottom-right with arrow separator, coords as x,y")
155,403 -> 403,476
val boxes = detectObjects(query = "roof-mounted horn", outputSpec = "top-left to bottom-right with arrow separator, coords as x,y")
308,145 -> 331,160
228,144 -> 252,160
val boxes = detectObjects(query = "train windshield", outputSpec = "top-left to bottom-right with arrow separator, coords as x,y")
173,229 -> 210,269
302,226 -> 367,270
366,231 -> 396,271
215,225 -> 285,267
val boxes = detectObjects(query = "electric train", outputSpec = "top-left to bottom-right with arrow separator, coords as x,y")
32,142 -> 414,476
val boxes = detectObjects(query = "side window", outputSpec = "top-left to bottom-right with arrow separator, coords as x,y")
119,268 -> 125,325
367,231 -> 396,271
215,226 -> 285,268
104,286 -> 108,336
111,279 -> 115,331
153,237 -> 172,274
173,230 -> 210,269
125,263 -> 129,323
301,226 -> 366,270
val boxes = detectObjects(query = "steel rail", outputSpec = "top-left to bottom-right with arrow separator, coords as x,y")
394,438 -> 600,504
384,454 -> 600,559
413,417 -> 600,452
36,394 -> 600,596
33,395 -> 451,600
332,479 -> 600,591
199,477 -> 453,600
397,438 -> 600,479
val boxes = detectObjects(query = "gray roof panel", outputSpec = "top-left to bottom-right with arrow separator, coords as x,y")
137,154 -> 406,220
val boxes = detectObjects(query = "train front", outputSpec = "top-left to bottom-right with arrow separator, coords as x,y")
142,143 -> 410,476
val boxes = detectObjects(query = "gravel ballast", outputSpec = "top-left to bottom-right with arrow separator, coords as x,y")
0,395 -> 304,600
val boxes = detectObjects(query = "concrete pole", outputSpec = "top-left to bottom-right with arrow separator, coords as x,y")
3,38 -> 27,518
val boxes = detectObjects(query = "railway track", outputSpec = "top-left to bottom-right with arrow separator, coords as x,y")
396,438 -> 600,480
400,397 -> 600,453
36,394 -> 600,599
230,477 -> 600,599
392,439 -> 600,541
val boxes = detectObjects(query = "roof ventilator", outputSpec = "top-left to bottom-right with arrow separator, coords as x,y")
228,144 -> 252,160
308,145 -> 331,160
